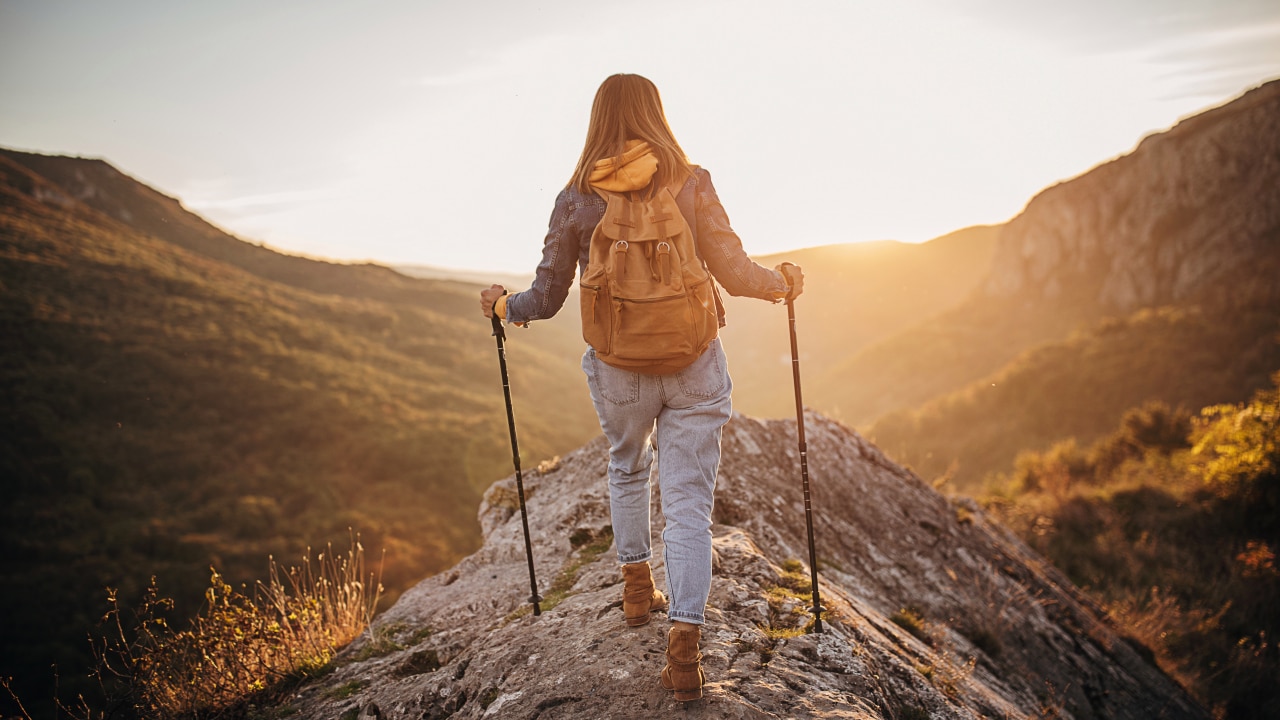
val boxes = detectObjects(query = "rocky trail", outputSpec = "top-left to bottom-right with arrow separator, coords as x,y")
292,413 -> 1205,719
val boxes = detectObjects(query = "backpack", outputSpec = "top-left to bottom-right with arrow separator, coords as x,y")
579,183 -> 719,375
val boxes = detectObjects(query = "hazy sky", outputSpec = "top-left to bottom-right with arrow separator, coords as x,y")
2,0 -> 1278,274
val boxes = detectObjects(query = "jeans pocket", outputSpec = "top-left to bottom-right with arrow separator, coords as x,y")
676,340 -> 727,399
585,349 -> 641,406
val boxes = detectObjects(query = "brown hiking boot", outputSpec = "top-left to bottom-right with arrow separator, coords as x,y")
660,624 -> 704,702
622,562 -> 668,627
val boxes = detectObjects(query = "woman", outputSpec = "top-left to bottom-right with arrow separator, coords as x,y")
480,73 -> 803,702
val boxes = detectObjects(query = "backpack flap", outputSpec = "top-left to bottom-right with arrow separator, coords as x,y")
581,185 -> 717,374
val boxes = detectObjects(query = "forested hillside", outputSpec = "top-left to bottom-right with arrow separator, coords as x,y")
986,375 -> 1280,716
850,80 -> 1280,488
0,149 -> 597,704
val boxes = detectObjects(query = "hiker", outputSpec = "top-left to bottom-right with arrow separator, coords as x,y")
480,73 -> 804,702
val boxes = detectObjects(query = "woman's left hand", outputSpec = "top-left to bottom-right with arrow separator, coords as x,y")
480,284 -> 506,318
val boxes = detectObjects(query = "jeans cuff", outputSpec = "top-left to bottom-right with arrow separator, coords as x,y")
617,551 -> 652,564
668,611 -> 705,625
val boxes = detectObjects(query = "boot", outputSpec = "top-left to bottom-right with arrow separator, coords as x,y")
661,624 -> 704,702
622,562 -> 668,627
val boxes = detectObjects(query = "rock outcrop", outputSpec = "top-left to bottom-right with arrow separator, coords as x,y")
984,80 -> 1280,313
292,413 -> 1205,719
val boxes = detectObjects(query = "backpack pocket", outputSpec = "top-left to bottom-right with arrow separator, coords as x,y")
580,265 -> 612,354
610,293 -> 695,361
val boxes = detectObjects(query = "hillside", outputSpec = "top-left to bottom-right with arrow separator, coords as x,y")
985,376 -> 1280,717
287,413 -> 1205,719
0,149 -> 597,706
840,79 -> 1280,486
719,226 -> 1001,418
873,303 -> 1280,489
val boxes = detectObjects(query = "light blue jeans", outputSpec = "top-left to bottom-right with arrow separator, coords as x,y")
581,339 -> 733,625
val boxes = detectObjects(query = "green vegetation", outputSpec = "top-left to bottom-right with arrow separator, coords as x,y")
889,607 -> 930,644
0,151 -> 598,713
325,681 -> 365,701
985,375 -> 1280,718
478,686 -> 500,710
895,706 -> 930,720
872,304 -> 1280,490
776,557 -> 812,594
506,526 -> 614,622
350,620 -> 429,660
541,526 -> 614,613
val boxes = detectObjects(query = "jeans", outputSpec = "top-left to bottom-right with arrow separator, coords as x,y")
581,338 -> 733,625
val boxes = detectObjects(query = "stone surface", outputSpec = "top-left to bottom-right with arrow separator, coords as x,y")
292,413 -> 1206,719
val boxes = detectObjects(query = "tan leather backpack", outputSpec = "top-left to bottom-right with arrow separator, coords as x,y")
579,184 -> 718,374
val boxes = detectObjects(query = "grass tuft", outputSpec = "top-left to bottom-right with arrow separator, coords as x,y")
325,680 -> 364,701
84,533 -> 382,719
506,526 -> 613,622
890,607 -> 930,644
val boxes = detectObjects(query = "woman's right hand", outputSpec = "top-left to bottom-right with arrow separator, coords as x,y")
480,284 -> 506,318
776,263 -> 804,300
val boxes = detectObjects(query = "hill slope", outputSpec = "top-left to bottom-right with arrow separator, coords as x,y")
720,226 -> 1001,418
289,413 -> 1205,719
844,80 -> 1280,486
0,149 -> 597,705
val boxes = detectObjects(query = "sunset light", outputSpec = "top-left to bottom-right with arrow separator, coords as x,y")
2,1 -> 1277,274
4,1 -> 1280,715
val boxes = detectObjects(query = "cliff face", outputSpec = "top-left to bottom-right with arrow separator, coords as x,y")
822,80 -> 1280,438
984,80 -> 1280,313
293,414 -> 1205,719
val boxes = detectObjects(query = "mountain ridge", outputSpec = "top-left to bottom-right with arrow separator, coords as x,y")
288,412 -> 1206,719
827,79 -> 1280,486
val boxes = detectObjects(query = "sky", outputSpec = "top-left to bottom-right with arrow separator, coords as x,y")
2,0 -> 1278,275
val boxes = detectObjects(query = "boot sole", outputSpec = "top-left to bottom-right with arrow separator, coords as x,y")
661,667 -> 704,701
624,595 -> 668,626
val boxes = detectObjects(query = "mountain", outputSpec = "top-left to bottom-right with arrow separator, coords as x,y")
719,226 -> 1001,419
288,413 -> 1205,719
0,148 -> 598,705
835,80 -> 1280,487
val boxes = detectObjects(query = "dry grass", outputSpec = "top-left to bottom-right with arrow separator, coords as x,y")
74,534 -> 382,719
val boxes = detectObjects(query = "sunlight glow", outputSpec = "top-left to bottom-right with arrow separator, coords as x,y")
1,0 -> 1277,273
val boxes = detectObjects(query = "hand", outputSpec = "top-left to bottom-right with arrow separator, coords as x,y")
480,284 -> 507,318
776,263 -> 804,300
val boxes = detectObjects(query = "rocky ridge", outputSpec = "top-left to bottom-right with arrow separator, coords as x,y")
292,413 -> 1204,719
984,79 -> 1280,312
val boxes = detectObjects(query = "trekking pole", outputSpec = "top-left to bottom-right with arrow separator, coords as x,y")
786,295 -> 824,633
491,312 -> 542,616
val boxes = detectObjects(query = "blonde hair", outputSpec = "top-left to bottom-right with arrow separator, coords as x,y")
568,74 -> 693,195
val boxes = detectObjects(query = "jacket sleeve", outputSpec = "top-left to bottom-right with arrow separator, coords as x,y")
504,189 -> 581,324
693,169 -> 790,301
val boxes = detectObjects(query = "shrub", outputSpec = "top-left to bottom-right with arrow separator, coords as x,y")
88,536 -> 381,719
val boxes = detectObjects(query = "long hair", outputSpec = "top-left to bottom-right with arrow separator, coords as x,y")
568,74 -> 693,194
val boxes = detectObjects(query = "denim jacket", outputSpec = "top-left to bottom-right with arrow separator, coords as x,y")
504,167 -> 788,326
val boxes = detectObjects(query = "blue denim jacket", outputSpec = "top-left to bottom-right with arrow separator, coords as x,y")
505,167 -> 788,326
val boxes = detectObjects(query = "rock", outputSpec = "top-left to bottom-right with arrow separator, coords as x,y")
293,413 -> 1206,719
984,80 -> 1280,314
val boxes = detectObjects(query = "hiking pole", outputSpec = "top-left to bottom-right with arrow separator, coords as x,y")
491,312 -> 542,616
786,295 -> 824,633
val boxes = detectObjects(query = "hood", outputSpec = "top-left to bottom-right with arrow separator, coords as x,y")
589,139 -> 658,193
